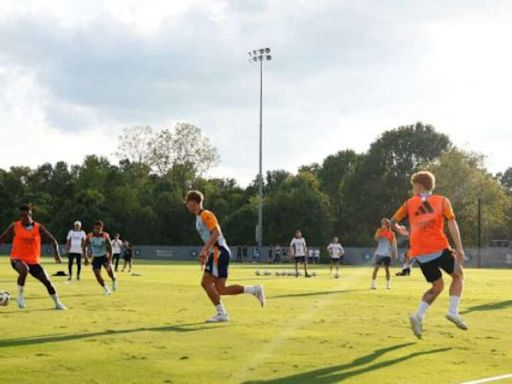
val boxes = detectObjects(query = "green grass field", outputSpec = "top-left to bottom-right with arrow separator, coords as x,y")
0,257 -> 511,384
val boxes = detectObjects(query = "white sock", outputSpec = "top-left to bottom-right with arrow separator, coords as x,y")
216,303 -> 226,315
449,295 -> 461,315
50,293 -> 60,305
244,286 -> 257,294
371,280 -> 376,286
17,285 -> 24,297
416,301 -> 430,320
386,280 -> 391,288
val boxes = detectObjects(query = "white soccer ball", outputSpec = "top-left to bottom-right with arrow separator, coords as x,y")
275,271 -> 281,276
334,273 -> 340,279
264,270 -> 271,276
0,291 -> 11,306
311,271 -> 317,277
255,270 -> 261,276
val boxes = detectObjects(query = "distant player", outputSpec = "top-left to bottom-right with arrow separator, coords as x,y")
65,220 -> 86,280
185,190 -> 265,323
371,219 -> 397,289
83,221 -> 118,295
290,230 -> 311,278
327,237 -> 345,275
0,204 -> 67,310
121,241 -> 133,272
111,233 -> 123,272
396,249 -> 413,276
391,171 -> 467,338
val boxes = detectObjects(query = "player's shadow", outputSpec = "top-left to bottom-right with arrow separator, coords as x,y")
0,322 -> 226,348
269,289 -> 364,300
460,299 -> 512,314
243,343 -> 451,384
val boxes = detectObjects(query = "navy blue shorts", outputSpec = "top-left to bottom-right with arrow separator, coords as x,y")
331,257 -> 343,264
418,249 -> 455,283
204,247 -> 230,279
375,255 -> 391,266
295,256 -> 306,263
92,256 -> 110,270
11,259 -> 45,278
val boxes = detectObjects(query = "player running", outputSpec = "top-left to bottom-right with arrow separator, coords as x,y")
290,230 -> 311,278
0,204 -> 67,310
65,220 -> 86,280
83,221 -> 118,295
185,190 -> 265,323
327,237 -> 345,276
371,219 -> 397,289
390,171 -> 467,338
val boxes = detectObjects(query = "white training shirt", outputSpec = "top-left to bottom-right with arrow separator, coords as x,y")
290,237 -> 307,256
112,239 -> 123,254
67,230 -> 87,254
327,243 -> 344,258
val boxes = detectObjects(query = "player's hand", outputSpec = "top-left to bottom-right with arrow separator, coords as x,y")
395,225 -> 409,236
453,248 -> 465,263
199,248 -> 209,265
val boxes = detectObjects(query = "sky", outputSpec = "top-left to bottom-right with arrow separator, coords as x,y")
1,0 -> 511,186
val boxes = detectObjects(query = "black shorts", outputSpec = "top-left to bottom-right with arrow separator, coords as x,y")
375,255 -> 391,266
92,256 -> 110,270
68,253 -> 82,259
294,256 -> 306,263
417,249 -> 455,283
123,255 -> 133,261
11,259 -> 45,277
204,247 -> 230,279
112,253 -> 121,259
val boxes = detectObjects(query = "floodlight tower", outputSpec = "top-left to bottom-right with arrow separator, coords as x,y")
248,47 -> 272,251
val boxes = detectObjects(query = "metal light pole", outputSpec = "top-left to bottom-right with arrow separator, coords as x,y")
249,48 -> 272,250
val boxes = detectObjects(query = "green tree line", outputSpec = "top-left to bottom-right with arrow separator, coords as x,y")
0,122 -> 510,246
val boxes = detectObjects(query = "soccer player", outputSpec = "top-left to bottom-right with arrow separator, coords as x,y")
65,220 -> 86,280
0,204 -> 67,310
390,171 -> 467,338
185,190 -> 265,323
111,233 -> 123,272
371,218 -> 397,289
83,221 -> 118,295
327,237 -> 345,275
290,230 -> 311,278
121,241 -> 133,272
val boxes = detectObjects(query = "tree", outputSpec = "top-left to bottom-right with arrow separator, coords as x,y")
115,126 -> 155,165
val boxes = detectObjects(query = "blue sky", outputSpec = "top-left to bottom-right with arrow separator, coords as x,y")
1,0 -> 511,185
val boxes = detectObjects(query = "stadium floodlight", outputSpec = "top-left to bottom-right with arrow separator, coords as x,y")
248,47 -> 272,251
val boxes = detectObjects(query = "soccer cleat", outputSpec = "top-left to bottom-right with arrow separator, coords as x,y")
254,285 -> 266,307
112,279 -> 118,292
103,286 -> 112,295
17,296 -> 26,309
206,313 -> 230,323
55,302 -> 67,310
446,313 -> 468,330
409,314 -> 423,338
370,282 -> 377,290
305,273 -> 312,278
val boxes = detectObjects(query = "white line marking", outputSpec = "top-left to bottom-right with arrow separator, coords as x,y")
460,373 -> 512,384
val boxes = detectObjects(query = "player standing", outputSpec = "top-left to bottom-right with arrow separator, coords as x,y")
185,190 -> 265,323
371,219 -> 397,289
390,171 -> 467,338
65,220 -> 86,280
327,237 -> 345,275
83,221 -> 118,295
111,233 -> 123,272
290,230 -> 311,278
0,205 -> 67,310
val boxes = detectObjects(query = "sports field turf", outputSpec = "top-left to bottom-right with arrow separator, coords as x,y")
0,257 -> 511,384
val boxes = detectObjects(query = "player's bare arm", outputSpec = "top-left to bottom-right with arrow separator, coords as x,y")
83,237 -> 90,265
40,224 -> 62,263
0,223 -> 15,244
105,236 -> 113,260
447,219 -> 465,262
199,227 -> 220,264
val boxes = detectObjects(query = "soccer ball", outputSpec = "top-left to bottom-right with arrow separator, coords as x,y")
264,270 -> 271,276
275,271 -> 281,276
255,270 -> 261,276
0,291 -> 10,306
334,273 -> 340,279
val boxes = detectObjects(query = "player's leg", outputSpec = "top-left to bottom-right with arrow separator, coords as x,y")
201,272 -> 228,322
294,258 -> 299,277
304,259 -> 311,277
440,250 -> 467,330
330,259 -> 333,273
371,261 -> 380,289
68,254 -> 74,280
76,254 -> 82,280
384,258 -> 391,289
335,259 -> 340,273
30,264 -> 66,310
128,259 -> 132,272
92,258 -> 111,294
11,260 -> 29,308
104,259 -> 118,291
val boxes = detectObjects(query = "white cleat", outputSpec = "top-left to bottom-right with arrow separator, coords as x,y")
112,279 -> 118,292
370,283 -> 377,290
17,297 -> 26,309
254,285 -> 266,308
55,302 -> 67,310
446,312 -> 468,330
206,313 -> 230,323
409,314 -> 423,338
103,286 -> 112,296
